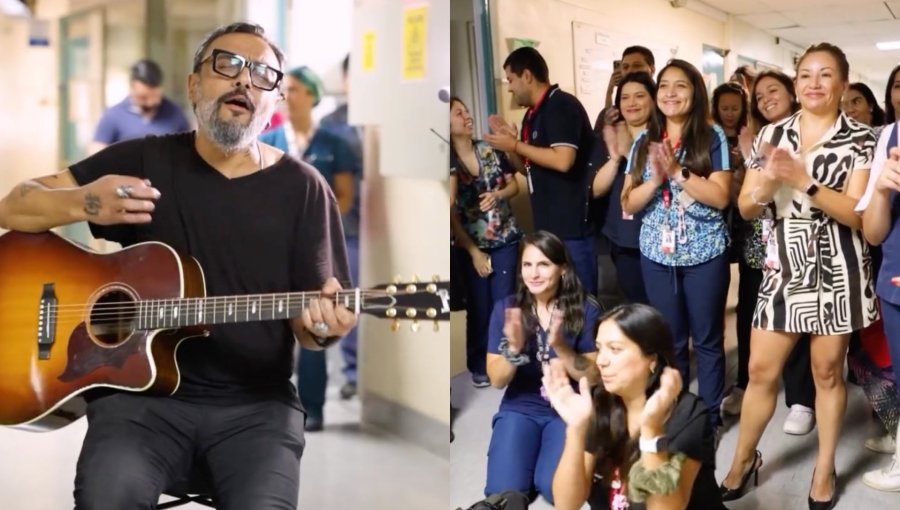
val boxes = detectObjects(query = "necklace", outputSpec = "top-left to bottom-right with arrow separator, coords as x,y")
256,141 -> 265,170
533,301 -> 557,402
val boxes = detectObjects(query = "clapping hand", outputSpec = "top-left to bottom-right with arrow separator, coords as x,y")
765,147 -> 809,190
875,147 -> 900,194
502,307 -> 525,355
639,367 -> 682,434
484,115 -> 519,153
542,359 -> 593,430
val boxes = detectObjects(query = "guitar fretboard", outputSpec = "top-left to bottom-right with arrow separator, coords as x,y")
132,291 -> 361,330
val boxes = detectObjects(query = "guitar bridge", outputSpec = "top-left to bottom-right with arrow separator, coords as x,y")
37,283 -> 57,360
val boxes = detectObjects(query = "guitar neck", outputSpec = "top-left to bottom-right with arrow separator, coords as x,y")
134,290 -> 361,330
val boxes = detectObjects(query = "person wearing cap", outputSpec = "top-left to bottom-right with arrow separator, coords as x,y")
260,65 -> 359,432
90,59 -> 190,154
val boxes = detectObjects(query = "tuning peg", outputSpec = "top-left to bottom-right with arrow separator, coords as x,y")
410,320 -> 420,332
433,321 -> 440,332
412,274 -> 420,283
432,274 -> 440,282
426,283 -> 437,293
386,285 -> 397,295
405,308 -> 417,318
426,308 -> 437,319
393,274 -> 402,284
405,283 -> 417,293
385,308 -> 397,318
390,319 -> 400,332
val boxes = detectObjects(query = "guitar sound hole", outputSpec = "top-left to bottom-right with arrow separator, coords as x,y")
89,290 -> 137,346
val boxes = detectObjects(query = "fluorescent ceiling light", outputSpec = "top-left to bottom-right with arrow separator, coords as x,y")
876,41 -> 900,51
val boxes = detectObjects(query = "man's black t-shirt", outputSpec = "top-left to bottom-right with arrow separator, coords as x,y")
522,84 -> 595,239
69,132 -> 350,410
585,392 -> 726,510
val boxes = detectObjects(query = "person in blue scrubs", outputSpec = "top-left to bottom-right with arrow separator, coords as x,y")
260,66 -> 359,432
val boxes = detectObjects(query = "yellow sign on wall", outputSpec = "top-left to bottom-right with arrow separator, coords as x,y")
362,31 -> 376,72
402,5 -> 427,80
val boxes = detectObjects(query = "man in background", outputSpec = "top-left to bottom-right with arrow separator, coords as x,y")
90,59 -> 190,154
321,54 -> 363,401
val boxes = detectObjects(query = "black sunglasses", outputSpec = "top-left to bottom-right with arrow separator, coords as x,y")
198,49 -> 283,91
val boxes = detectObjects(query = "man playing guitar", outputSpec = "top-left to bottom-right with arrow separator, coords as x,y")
0,22 -> 356,510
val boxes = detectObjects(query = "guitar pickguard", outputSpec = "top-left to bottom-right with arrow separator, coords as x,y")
58,324 -> 144,382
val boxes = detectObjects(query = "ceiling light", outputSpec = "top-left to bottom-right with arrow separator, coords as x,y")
876,41 -> 900,51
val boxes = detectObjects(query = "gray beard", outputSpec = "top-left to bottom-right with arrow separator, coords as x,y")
196,96 -> 269,153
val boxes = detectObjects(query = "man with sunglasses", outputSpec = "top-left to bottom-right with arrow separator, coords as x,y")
0,22 -> 354,510
90,59 -> 190,154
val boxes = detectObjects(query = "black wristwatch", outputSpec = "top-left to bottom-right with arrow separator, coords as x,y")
680,166 -> 691,181
639,434 -> 669,453
804,181 -> 820,197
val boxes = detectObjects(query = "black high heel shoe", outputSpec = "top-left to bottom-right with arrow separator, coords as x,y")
808,469 -> 837,510
720,450 -> 763,501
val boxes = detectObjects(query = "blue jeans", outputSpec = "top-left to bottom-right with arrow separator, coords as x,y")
464,242 -> 519,376
341,236 -> 359,383
484,410 -> 566,504
564,237 -> 598,297
641,253 -> 729,426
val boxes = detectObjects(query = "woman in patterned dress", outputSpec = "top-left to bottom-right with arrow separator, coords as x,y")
450,97 -> 523,388
720,43 -> 877,509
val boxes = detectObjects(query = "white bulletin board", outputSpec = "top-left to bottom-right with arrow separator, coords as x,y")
571,21 -> 673,124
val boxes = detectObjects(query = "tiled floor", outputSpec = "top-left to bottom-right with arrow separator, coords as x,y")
451,266 -> 900,509
0,348 -> 447,509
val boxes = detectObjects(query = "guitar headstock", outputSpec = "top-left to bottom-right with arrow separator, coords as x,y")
361,275 -> 450,332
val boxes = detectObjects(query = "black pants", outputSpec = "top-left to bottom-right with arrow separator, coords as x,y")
74,393 -> 305,510
610,243 -> 648,305
735,261 -> 816,408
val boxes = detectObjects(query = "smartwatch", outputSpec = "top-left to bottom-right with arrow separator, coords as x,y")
639,434 -> 669,453
804,181 -> 820,197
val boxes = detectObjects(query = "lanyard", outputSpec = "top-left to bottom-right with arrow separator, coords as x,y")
534,301 -> 557,402
522,86 -> 553,169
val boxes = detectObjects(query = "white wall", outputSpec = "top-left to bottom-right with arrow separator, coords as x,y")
0,13 -> 60,206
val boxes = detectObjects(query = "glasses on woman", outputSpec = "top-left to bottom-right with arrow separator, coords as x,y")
197,49 -> 284,91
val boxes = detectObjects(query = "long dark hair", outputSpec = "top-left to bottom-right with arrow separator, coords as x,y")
885,65 -> 900,124
590,303 -> 676,483
633,59 -> 714,180
712,82 -> 748,133
749,70 -> 799,134
449,96 -> 471,172
849,82 -> 885,126
514,231 -> 586,335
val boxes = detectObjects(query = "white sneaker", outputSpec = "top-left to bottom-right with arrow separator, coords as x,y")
721,387 -> 744,416
865,433 -> 897,454
783,404 -> 815,435
863,457 -> 900,492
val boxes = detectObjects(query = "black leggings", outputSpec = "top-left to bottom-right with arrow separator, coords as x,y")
74,393 -> 305,510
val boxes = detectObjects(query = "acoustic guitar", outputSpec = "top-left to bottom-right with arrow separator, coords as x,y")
0,230 -> 450,432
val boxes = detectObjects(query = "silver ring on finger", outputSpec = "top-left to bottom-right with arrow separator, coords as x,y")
116,185 -> 133,199
312,321 -> 329,336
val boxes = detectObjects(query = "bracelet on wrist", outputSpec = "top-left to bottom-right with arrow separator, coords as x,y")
750,186 -> 771,207
499,337 -> 530,366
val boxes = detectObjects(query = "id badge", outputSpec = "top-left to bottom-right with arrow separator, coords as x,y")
622,211 -> 634,221
765,233 -> 780,270
761,218 -> 773,243
526,167 -> 534,195
661,228 -> 676,254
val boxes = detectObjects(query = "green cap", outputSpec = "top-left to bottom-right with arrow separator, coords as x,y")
287,66 -> 323,106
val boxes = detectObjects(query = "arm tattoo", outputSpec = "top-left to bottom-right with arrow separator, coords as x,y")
573,355 -> 589,372
18,183 -> 38,198
83,193 -> 101,216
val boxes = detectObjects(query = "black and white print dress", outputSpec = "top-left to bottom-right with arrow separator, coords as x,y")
750,112 -> 878,335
